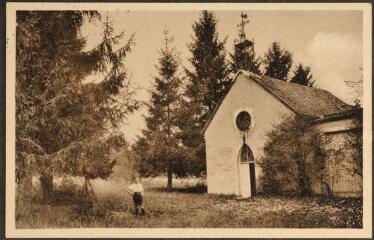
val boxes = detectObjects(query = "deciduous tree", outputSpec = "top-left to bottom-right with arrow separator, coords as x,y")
343,69 -> 363,177
345,106 -> 363,177
258,115 -> 327,195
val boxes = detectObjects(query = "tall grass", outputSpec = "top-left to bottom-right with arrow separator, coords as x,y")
16,177 -> 362,228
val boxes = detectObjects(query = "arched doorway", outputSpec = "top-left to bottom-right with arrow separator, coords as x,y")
239,143 -> 256,196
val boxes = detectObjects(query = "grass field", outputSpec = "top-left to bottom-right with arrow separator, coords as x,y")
16,177 -> 363,228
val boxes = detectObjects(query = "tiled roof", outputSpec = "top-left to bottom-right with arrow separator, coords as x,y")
245,71 -> 353,118
202,71 -> 354,134
313,107 -> 362,123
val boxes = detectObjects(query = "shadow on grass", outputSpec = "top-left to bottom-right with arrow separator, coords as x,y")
151,184 -> 207,194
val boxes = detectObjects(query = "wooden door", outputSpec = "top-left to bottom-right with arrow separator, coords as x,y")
239,143 -> 256,195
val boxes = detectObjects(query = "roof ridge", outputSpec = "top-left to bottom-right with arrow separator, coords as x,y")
202,70 -> 353,134
262,74 -> 322,92
242,70 -> 312,90
242,70 -> 350,104
242,70 -> 352,115
247,75 -> 300,115
241,70 -> 336,95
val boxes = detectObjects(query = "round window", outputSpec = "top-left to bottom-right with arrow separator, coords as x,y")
236,111 -> 251,131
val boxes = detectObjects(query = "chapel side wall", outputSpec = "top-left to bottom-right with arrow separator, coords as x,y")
205,74 -> 294,195
315,119 -> 362,197
315,118 -> 353,133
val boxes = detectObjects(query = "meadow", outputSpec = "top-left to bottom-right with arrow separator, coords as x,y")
16,177 -> 363,228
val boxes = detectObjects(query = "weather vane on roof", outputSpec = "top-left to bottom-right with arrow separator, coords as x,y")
237,12 -> 249,41
234,12 -> 254,71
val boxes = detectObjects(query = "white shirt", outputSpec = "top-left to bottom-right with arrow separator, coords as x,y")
127,183 -> 144,195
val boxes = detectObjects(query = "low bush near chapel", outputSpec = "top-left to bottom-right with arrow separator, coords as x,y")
258,115 -> 328,195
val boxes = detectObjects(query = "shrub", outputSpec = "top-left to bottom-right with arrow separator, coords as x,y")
74,201 -> 109,221
53,177 -> 85,204
345,107 -> 363,177
258,115 -> 327,195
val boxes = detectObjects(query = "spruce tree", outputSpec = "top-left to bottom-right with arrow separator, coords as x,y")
230,13 -> 261,74
263,42 -> 293,81
16,11 -> 138,200
185,10 -> 231,116
179,11 -> 230,176
290,64 -> 315,87
134,29 -> 184,191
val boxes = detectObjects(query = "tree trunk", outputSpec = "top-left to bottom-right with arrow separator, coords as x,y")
84,178 -> 98,205
40,173 -> 53,201
166,111 -> 173,192
297,160 -> 309,195
167,159 -> 173,192
18,171 -> 33,200
296,147 -> 311,195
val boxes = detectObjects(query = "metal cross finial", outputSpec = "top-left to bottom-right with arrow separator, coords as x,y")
237,12 -> 249,41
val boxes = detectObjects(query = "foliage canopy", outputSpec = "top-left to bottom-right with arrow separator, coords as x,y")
258,115 -> 327,195
133,29 -> 187,190
263,42 -> 293,81
16,11 -> 138,198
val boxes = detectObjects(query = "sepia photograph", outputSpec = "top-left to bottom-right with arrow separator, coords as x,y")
5,2 -> 372,238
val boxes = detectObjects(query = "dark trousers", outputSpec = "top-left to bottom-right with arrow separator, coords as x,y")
133,192 -> 144,215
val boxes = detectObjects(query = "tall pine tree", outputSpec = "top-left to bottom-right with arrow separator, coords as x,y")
290,64 -> 315,87
134,29 -> 184,191
230,13 -> 261,74
263,41 -> 293,81
180,10 -> 231,176
185,10 -> 231,115
16,11 -> 138,200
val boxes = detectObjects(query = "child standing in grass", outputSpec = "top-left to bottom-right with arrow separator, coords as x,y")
127,176 -> 145,216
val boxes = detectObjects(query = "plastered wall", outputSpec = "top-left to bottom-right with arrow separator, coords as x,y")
205,74 -> 293,195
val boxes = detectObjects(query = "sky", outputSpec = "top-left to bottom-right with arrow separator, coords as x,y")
81,10 -> 363,143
